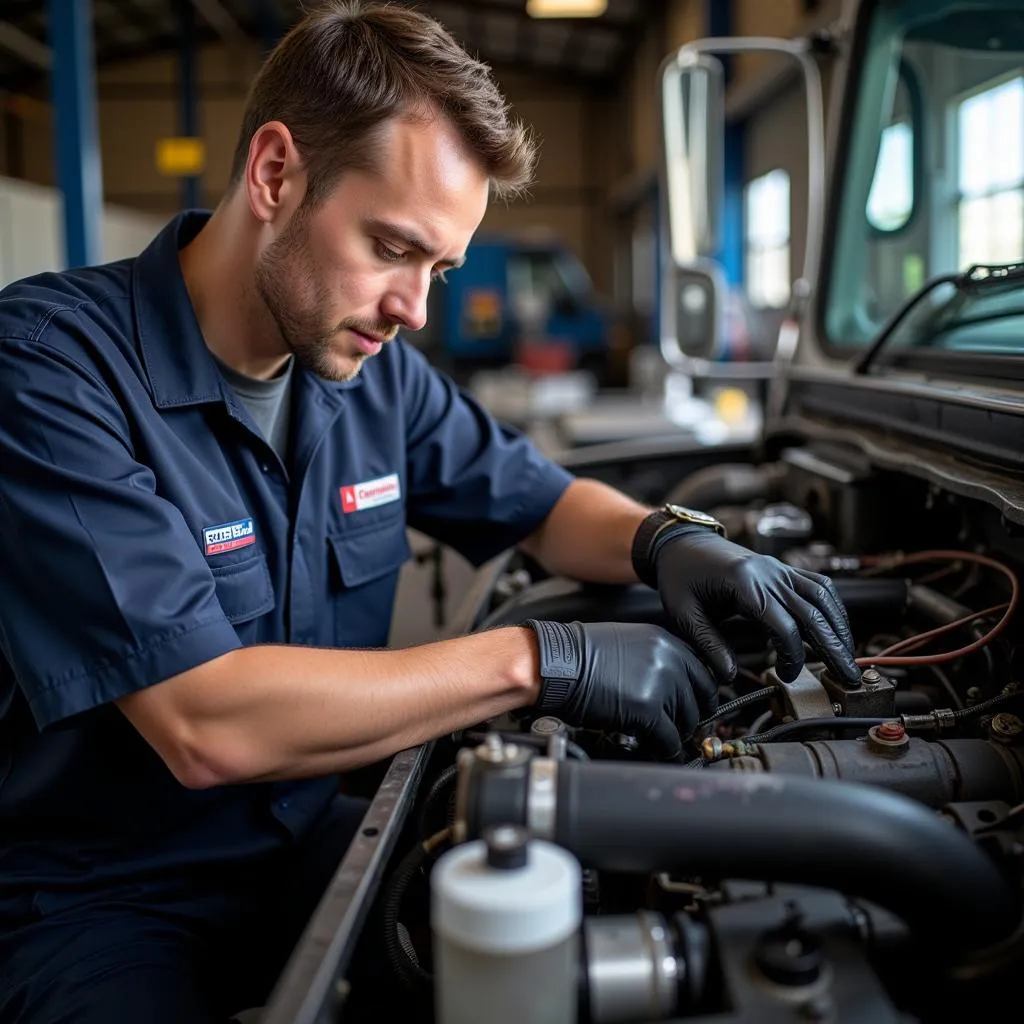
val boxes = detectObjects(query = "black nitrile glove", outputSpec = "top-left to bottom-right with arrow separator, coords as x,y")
524,619 -> 719,761
637,524 -> 859,686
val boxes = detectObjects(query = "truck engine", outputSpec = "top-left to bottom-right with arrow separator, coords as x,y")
351,442 -> 1024,1024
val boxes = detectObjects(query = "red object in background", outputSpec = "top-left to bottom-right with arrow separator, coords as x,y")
516,340 -> 574,375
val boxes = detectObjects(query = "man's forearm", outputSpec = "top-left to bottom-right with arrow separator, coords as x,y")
118,627 -> 541,787
519,477 -> 650,583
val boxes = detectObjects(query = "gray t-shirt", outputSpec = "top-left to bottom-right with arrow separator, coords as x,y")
213,354 -> 294,463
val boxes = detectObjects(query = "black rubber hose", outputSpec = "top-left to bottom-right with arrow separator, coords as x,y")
381,831 -> 449,992
417,764 -> 459,839
664,462 -> 783,509
745,716 -> 886,744
469,761 -> 1019,952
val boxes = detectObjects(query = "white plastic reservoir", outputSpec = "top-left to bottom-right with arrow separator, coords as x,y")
431,826 -> 582,1024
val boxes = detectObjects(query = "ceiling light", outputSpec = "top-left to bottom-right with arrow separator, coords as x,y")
526,0 -> 608,18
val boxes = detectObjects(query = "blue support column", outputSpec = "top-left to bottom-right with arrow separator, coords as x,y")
707,0 -> 745,287
48,0 -> 102,268
722,124 -> 745,286
177,0 -> 201,210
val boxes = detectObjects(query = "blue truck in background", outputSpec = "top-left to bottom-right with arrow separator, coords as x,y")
408,233 -> 611,381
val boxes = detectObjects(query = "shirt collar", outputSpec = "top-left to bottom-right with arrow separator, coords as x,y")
132,210 -> 362,410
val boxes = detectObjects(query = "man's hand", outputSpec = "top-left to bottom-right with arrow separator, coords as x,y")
646,526 -> 858,685
524,619 -> 718,761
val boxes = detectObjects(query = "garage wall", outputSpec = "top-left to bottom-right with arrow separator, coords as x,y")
8,41 -> 615,291
624,0 -> 708,183
732,0 -> 844,86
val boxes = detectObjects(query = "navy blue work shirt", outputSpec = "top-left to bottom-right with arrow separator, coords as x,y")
0,212 -> 574,919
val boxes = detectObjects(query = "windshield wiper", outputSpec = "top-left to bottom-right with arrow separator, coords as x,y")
854,262 -> 1024,374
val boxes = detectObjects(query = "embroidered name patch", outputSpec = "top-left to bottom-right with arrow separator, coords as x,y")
340,473 -> 402,513
204,517 -> 256,555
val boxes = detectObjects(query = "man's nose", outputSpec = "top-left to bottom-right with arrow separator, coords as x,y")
381,269 -> 430,332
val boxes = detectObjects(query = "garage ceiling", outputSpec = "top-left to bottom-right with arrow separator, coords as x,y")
0,0 -> 661,94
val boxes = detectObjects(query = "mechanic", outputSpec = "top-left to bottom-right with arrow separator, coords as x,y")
0,3 -> 859,1022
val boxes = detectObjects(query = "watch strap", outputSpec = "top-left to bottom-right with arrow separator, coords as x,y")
631,505 -> 726,588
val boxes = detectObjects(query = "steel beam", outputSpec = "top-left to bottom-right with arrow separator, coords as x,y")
708,0 -> 744,286
0,21 -> 51,70
48,0 -> 103,268
177,0 -> 201,209
189,0 -> 245,46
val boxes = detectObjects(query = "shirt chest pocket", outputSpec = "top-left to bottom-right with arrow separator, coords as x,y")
327,516 -> 412,647
211,553 -> 276,626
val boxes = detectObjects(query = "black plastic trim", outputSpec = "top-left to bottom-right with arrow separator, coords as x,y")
786,375 -> 1024,471
260,745 -> 431,1024
880,349 -> 1024,384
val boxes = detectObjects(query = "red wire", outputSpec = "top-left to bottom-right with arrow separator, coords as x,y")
854,550 -> 1019,668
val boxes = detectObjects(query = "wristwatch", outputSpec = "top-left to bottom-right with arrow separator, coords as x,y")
631,503 -> 727,588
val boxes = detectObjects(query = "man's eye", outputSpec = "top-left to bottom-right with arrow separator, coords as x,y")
376,242 -> 403,263
431,269 -> 449,284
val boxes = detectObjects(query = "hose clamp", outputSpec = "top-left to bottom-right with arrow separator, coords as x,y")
527,757 -> 558,840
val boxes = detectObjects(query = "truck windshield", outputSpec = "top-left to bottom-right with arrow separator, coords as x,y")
824,0 -> 1024,353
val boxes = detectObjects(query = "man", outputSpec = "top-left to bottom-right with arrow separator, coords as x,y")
0,3 -> 858,1021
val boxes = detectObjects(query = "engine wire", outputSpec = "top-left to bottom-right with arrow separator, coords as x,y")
855,550 -> 1018,668
695,685 -> 778,731
867,603 -> 1007,659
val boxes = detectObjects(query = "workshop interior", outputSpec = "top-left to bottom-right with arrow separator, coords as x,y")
4,0 -> 1024,1021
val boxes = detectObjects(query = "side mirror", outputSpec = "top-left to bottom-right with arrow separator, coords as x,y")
660,54 -> 725,264
657,35 -> 827,397
661,260 -> 726,363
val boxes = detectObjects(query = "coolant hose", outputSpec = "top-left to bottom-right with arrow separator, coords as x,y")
664,462 -> 784,509
463,759 -> 1019,953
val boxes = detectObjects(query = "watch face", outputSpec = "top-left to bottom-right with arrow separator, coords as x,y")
666,504 -> 718,526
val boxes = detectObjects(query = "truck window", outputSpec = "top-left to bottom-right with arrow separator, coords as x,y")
824,0 -> 1024,351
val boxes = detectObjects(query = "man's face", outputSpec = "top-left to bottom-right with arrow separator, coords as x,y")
254,115 -> 489,381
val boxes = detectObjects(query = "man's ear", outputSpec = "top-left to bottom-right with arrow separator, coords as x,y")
243,120 -> 307,224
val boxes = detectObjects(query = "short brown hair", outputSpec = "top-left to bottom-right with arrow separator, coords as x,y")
228,0 -> 537,204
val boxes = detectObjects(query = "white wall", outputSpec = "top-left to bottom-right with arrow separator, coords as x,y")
0,175 -> 166,288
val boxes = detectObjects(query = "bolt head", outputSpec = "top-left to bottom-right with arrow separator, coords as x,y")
877,721 -> 905,741
991,713 -> 1023,738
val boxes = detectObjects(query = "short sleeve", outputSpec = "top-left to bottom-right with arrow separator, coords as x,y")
398,342 -> 574,565
0,336 -> 241,730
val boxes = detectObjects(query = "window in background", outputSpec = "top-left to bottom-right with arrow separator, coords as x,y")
957,75 -> 1024,267
744,169 -> 791,308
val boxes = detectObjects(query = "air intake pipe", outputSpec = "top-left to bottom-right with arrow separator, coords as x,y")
455,748 -> 1020,954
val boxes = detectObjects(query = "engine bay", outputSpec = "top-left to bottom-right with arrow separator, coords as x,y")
270,438 -> 1024,1024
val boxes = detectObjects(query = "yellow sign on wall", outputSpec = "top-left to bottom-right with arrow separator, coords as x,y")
155,137 -> 206,177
